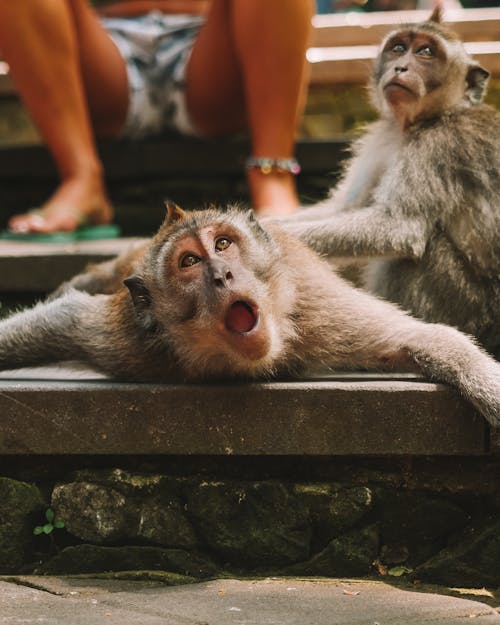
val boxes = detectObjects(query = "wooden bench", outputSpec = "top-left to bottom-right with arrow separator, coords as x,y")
308,7 -> 500,85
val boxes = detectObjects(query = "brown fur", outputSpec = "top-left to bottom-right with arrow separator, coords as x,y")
0,205 -> 499,427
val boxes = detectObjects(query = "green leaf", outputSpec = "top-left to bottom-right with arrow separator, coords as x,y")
388,566 -> 413,577
42,524 -> 54,535
54,520 -> 65,529
45,508 -> 55,522
33,526 -> 44,536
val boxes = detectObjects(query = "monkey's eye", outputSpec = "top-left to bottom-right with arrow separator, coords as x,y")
390,42 -> 407,54
416,45 -> 433,58
179,253 -> 201,268
215,237 -> 232,252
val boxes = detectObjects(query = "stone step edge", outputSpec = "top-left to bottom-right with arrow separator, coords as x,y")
0,370 -> 489,456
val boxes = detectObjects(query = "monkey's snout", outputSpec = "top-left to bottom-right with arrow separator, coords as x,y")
224,301 -> 258,334
213,270 -> 233,289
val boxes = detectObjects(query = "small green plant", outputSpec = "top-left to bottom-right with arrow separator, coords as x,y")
33,508 -> 65,536
387,565 -> 413,577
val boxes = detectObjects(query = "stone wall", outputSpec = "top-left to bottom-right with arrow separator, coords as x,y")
1,456 -> 499,587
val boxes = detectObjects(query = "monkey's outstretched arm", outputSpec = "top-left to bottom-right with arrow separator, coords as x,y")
317,283 -> 500,427
278,205 -> 430,259
0,290 -> 106,370
386,322 -> 500,428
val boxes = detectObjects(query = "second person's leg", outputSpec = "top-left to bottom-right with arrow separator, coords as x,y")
186,0 -> 313,216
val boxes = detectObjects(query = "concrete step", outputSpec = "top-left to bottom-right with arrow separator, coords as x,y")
0,368 -> 489,456
0,238 -> 141,292
0,137 -> 346,236
0,137 -> 347,179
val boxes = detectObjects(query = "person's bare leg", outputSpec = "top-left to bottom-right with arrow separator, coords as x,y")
186,0 -> 313,216
0,0 -> 128,233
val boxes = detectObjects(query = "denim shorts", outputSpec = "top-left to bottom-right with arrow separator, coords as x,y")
102,12 -> 205,138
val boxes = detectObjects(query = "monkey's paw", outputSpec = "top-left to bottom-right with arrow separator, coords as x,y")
471,367 -> 500,429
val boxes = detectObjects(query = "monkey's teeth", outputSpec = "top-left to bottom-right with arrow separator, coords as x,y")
225,301 -> 258,334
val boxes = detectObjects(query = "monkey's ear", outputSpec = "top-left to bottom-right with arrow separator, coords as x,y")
124,274 -> 155,331
164,201 -> 188,226
244,209 -> 274,244
429,5 -> 442,23
245,208 -> 259,225
466,64 -> 490,104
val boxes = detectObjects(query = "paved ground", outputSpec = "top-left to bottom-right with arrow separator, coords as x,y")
1,577 -> 499,625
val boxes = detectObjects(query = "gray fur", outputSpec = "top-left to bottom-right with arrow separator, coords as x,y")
0,206 -> 499,427
278,17 -> 499,359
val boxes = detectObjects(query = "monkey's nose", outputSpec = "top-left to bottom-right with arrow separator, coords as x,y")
395,66 -> 408,74
213,269 -> 233,288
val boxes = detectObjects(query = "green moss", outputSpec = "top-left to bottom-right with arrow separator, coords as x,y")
0,477 -> 44,573
78,570 -> 198,585
294,483 -> 373,551
52,474 -> 197,548
374,490 -> 469,566
185,480 -> 311,569
39,544 -> 219,578
286,525 -> 379,577
416,520 -> 500,588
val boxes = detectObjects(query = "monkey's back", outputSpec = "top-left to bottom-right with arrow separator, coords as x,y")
365,105 -> 500,357
366,105 -> 500,357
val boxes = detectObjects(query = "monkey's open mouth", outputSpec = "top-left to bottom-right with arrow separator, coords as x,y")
224,301 -> 259,334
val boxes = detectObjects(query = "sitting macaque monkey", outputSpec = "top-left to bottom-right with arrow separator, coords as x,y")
279,8 -> 500,358
0,204 -> 499,427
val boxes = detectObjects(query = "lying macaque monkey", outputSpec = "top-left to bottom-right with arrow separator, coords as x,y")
0,205 -> 499,427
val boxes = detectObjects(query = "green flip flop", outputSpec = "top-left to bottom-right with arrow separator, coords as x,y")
0,223 -> 121,243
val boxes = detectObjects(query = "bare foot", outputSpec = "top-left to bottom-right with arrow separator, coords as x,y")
247,169 -> 300,217
8,175 -> 113,234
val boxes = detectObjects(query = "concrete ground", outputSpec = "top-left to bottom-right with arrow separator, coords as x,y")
0,577 -> 499,625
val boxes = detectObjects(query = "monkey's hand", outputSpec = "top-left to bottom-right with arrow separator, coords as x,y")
408,324 -> 500,429
463,363 -> 500,429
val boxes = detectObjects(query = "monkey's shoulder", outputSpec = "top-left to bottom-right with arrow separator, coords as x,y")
411,104 -> 500,146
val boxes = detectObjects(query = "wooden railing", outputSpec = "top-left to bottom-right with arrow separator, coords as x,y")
308,7 -> 500,85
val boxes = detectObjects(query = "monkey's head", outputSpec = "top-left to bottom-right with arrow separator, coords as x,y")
371,7 -> 490,129
124,204 -> 298,380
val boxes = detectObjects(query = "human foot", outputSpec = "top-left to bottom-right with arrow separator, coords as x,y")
8,177 -> 114,234
247,168 -> 300,217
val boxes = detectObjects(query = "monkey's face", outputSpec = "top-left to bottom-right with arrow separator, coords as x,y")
373,30 -> 450,127
371,23 -> 487,129
144,209 -> 294,379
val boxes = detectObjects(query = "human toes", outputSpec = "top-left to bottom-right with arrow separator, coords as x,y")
8,211 -> 50,233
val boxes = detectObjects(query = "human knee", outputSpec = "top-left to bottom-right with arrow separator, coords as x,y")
231,0 -> 313,36
231,0 -> 313,61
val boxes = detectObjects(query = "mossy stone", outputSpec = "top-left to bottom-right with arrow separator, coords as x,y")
39,544 -> 218,578
0,477 -> 44,572
416,520 -> 500,588
52,475 -> 197,548
374,490 -> 469,565
294,483 -> 372,550
80,570 -> 197,585
185,480 -> 310,568
285,525 -> 379,577
69,469 -> 181,496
